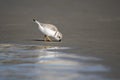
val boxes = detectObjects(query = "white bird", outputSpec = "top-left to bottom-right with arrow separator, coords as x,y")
33,19 -> 62,42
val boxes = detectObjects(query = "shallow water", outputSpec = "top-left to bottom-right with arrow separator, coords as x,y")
0,0 -> 120,80
0,44 -> 110,80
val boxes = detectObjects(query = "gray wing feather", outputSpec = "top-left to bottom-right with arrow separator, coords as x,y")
42,23 -> 58,31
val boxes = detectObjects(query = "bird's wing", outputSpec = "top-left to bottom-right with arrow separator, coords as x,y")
43,24 -> 58,31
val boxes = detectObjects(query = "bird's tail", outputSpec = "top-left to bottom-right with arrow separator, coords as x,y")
33,19 -> 36,22
33,19 -> 43,28
33,19 -> 41,25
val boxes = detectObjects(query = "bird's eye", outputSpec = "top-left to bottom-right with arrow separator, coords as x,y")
58,36 -> 61,39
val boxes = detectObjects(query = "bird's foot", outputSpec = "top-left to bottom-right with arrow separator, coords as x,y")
44,35 -> 52,42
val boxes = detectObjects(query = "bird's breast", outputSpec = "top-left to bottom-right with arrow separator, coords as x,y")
39,27 -> 55,37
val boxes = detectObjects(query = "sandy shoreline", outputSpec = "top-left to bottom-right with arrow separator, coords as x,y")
0,0 -> 120,54
0,0 -> 120,79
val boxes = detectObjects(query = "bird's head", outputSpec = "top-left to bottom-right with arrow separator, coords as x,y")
54,32 -> 63,42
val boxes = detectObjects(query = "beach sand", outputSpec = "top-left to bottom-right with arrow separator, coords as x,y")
0,0 -> 120,80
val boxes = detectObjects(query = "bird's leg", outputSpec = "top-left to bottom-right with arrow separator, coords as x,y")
44,35 -> 52,42
44,35 -> 47,41
46,36 -> 52,42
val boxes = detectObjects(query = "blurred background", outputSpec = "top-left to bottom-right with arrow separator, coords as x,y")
0,0 -> 120,54
0,0 -> 120,80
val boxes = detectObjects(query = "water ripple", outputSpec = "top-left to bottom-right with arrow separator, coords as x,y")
0,44 -> 110,80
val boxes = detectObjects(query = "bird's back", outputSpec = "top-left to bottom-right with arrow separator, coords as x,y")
42,23 -> 58,32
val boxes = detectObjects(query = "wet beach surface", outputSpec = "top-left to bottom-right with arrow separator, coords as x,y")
0,0 -> 120,80
0,44 -> 111,80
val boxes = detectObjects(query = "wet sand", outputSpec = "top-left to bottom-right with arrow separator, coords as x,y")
0,0 -> 120,80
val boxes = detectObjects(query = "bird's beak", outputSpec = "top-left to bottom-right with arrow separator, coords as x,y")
59,39 -> 61,42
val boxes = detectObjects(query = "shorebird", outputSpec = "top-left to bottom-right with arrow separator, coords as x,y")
33,19 -> 62,42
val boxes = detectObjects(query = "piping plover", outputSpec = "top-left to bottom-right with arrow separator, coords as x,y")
33,19 -> 62,42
